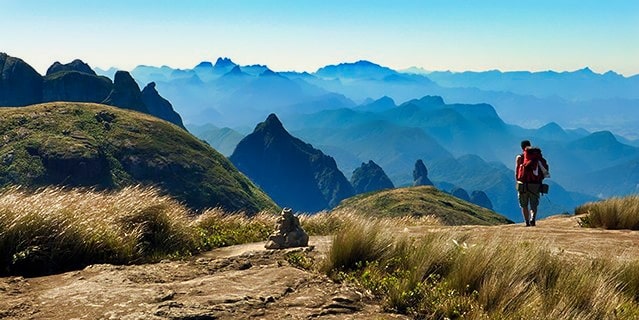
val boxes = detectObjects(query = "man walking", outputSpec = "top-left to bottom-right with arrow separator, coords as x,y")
516,140 -> 549,226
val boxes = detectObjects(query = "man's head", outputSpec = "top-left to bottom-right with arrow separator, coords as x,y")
521,140 -> 531,150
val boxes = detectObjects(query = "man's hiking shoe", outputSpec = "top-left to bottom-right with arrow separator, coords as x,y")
530,220 -> 536,227
525,221 -> 531,227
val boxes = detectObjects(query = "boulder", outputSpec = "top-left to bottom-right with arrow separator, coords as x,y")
265,208 -> 309,249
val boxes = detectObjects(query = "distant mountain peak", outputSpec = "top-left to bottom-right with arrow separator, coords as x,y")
259,69 -> 280,77
194,61 -> 213,69
353,60 -> 381,67
214,57 -> 236,68
224,65 -> 247,76
315,60 -> 397,79
576,67 -> 594,74
260,113 -> 285,131
418,95 -> 445,106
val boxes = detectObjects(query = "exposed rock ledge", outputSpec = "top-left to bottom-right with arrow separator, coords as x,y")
0,237 -> 408,319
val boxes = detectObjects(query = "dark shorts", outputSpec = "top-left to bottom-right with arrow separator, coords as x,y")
517,182 -> 540,209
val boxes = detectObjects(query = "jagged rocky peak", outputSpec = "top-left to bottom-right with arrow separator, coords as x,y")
351,160 -> 394,194
102,71 -> 148,113
46,59 -> 96,76
214,57 -> 236,68
141,82 -> 185,129
0,52 -> 44,106
256,113 -> 287,134
413,159 -> 434,186
470,190 -> 493,210
230,113 -> 354,212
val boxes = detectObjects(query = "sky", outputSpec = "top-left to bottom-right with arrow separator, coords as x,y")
2,0 -> 638,76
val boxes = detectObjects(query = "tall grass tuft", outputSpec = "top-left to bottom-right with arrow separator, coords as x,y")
321,215 -> 395,274
193,209 -> 274,249
0,186 -> 278,276
576,195 -> 639,230
323,214 -> 639,319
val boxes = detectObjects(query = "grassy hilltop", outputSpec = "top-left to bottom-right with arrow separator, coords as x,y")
334,186 -> 512,225
0,102 -> 276,213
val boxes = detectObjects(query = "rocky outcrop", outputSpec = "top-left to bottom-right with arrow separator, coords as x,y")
351,160 -> 394,194
413,159 -> 434,186
230,113 -> 355,212
470,190 -> 494,209
46,59 -> 96,76
141,82 -> 185,129
1,54 -> 186,129
43,69 -> 112,103
451,187 -> 471,202
102,71 -> 149,114
0,52 -> 43,106
265,208 -> 309,249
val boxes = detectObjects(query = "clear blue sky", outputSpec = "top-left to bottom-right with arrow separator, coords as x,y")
2,0 -> 638,75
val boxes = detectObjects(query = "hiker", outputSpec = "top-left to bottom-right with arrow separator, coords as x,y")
516,140 -> 549,226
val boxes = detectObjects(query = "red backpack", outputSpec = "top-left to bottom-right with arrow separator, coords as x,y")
517,147 -> 549,183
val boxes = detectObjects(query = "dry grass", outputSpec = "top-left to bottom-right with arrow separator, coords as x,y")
576,195 -> 639,230
1,187 -> 405,276
0,186 -> 280,276
322,214 -> 639,319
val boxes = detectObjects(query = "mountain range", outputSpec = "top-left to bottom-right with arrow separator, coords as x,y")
1,53 -> 184,129
98,58 -> 638,141
121,59 -> 636,221
4,53 -> 637,222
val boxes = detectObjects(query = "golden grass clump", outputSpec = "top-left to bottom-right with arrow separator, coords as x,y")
576,195 -> 639,230
0,186 -> 278,276
0,186 -> 199,275
322,213 -> 639,319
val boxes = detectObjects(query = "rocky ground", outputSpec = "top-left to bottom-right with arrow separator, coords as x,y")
0,237 -> 407,320
1,215 -> 638,319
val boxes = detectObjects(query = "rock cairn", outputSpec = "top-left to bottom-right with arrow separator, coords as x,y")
265,208 -> 309,249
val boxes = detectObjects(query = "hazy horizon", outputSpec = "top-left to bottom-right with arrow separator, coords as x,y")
2,0 -> 638,76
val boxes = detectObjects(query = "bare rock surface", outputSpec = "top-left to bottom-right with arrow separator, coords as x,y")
0,236 -> 406,320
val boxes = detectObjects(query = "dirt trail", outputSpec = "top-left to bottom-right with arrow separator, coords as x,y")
407,214 -> 639,261
1,215 -> 637,319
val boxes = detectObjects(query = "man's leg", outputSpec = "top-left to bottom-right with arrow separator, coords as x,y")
518,190 -> 531,226
528,185 -> 541,226
521,206 -> 531,226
